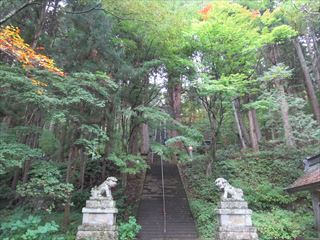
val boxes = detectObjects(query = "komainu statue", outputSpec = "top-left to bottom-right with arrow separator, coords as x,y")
91,176 -> 118,200
215,177 -> 244,201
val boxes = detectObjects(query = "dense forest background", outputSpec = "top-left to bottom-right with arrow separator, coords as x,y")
0,0 -> 320,239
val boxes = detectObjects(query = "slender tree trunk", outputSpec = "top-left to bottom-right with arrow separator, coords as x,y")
293,38 -> 320,123
248,109 -> 259,151
11,168 -> 20,190
206,132 -> 216,176
0,0 -> 36,25
168,80 -> 182,146
63,146 -> 78,228
79,149 -> 86,192
306,33 -> 320,89
232,99 -> 247,149
206,119 -> 217,176
252,109 -> 261,141
310,28 -> 320,88
141,123 -> 149,154
275,82 -> 296,147
58,125 -> 67,162
22,110 -> 42,183
232,99 -> 249,149
31,0 -> 49,49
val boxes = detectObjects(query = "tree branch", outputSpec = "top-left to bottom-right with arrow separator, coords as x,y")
0,0 -> 37,25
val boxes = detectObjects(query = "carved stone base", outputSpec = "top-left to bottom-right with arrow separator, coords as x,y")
216,200 -> 258,240
76,198 -> 118,240
76,225 -> 118,240
217,226 -> 258,240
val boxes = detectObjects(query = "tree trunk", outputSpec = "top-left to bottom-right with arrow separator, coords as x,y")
0,0 -> 36,25
252,108 -> 261,141
206,132 -> 216,176
31,0 -> 49,49
232,99 -> 248,149
168,81 -> 182,140
310,28 -> 320,88
63,146 -> 78,228
79,149 -> 86,192
102,105 -> 115,179
275,82 -> 296,147
306,33 -> 320,89
293,38 -> 320,123
206,119 -> 217,176
11,168 -> 20,190
22,107 -> 43,183
141,123 -> 149,154
248,109 -> 259,151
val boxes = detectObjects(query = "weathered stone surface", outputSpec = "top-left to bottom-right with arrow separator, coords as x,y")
90,177 -> 118,200
217,229 -> 258,240
76,177 -> 118,240
76,229 -> 118,240
219,200 -> 248,209
82,208 -> 117,226
86,199 -> 116,208
215,178 -> 244,201
215,178 -> 258,240
217,210 -> 253,226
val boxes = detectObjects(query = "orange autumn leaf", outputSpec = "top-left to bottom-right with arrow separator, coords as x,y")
251,10 -> 260,19
0,26 -> 64,76
199,3 -> 212,20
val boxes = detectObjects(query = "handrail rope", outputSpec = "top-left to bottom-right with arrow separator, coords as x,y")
160,155 -> 167,233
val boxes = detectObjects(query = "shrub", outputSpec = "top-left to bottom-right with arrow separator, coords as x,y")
253,208 -> 314,240
71,190 -> 90,210
0,214 -> 59,240
118,216 -> 141,240
17,161 -> 73,208
189,199 -> 216,239
239,181 -> 294,210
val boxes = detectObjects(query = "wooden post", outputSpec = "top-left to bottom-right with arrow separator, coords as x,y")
311,191 -> 320,233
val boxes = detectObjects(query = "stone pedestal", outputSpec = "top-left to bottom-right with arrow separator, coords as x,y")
216,200 -> 258,240
76,197 -> 118,240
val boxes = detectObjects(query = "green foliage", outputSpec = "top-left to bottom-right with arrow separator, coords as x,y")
189,199 -> 216,239
241,182 -> 293,210
199,74 -> 252,97
192,2 -> 260,78
259,63 -> 293,84
17,161 -> 73,205
76,124 -> 108,160
108,153 -> 147,174
0,124 -> 42,175
0,214 -> 59,240
118,216 -> 141,240
256,64 -> 320,144
269,25 -> 297,43
0,141 -> 41,175
71,190 -> 91,210
39,130 -> 59,156
253,209 -> 314,240
183,145 -> 319,239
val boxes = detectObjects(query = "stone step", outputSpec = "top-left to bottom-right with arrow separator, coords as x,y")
137,162 -> 198,240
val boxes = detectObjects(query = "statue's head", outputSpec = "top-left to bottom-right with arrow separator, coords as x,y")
107,177 -> 118,188
215,178 -> 227,190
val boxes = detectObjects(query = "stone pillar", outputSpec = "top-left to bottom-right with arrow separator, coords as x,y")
76,197 -> 118,240
216,200 -> 258,240
76,177 -> 118,240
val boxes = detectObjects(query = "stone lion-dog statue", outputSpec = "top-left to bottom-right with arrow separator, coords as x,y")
215,177 -> 244,201
91,177 -> 118,200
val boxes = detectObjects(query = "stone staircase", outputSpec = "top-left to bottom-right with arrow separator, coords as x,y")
137,160 -> 198,240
